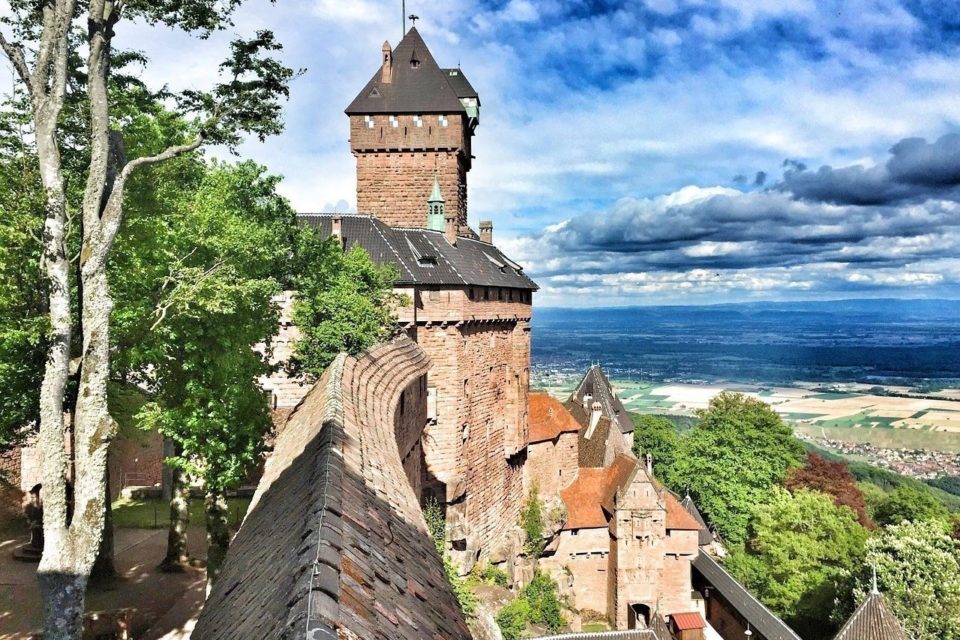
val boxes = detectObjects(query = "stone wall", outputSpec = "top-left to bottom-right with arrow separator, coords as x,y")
527,431 -> 579,499
541,528 -> 611,614
351,113 -> 470,228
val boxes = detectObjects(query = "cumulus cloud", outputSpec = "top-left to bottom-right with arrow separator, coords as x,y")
507,134 -> 960,305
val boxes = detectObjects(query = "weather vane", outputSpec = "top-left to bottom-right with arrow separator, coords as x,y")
409,14 -> 420,26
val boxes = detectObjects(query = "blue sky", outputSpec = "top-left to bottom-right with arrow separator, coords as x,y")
5,0 -> 960,306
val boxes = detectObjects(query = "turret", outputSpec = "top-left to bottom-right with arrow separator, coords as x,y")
427,175 -> 445,231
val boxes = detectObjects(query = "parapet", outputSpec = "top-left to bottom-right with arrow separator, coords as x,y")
193,335 -> 472,639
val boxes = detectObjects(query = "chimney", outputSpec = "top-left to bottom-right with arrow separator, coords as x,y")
479,220 -> 493,244
444,213 -> 458,246
646,453 -> 653,476
585,400 -> 603,439
331,216 -> 343,248
582,393 -> 593,411
381,41 -> 393,83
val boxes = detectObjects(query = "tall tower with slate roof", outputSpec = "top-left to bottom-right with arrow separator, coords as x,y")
346,27 -> 480,230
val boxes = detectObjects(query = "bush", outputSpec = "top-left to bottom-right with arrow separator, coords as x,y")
423,495 -> 476,616
496,598 -> 532,640
522,487 -> 545,558
495,571 -> 564,639
475,563 -> 509,587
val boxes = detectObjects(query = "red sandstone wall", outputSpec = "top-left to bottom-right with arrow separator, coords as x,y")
350,109 -> 472,229
526,431 -> 578,500
541,528 -> 611,614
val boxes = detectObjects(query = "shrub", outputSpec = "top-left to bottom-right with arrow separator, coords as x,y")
522,487 -> 545,558
476,563 -> 509,587
423,495 -> 476,616
495,571 -> 564,639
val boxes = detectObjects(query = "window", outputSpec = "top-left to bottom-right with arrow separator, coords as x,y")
439,114 -> 448,127
413,115 -> 423,127
389,115 -> 399,128
364,115 -> 375,129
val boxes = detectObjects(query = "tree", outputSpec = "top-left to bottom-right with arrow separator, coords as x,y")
631,414 -> 679,484
290,238 -> 398,378
785,452 -> 874,528
726,488 -> 868,638
522,486 -> 546,558
669,392 -> 804,545
132,160 -> 296,586
874,484 -> 950,527
0,3 -> 297,635
841,520 -> 960,640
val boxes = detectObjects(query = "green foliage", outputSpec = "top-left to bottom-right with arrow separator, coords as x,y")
422,496 -> 476,616
928,475 -> 960,498
842,520 -> 960,640
0,151 -> 47,453
522,486 -> 546,558
726,488 -> 868,635
474,563 -> 509,587
496,597 -> 532,640
496,571 -> 564,639
424,496 -> 446,556
785,452 -> 873,528
111,496 -> 250,529
874,484 -> 950,527
128,160 -> 296,493
632,414 -> 679,480
669,392 -> 805,545
291,238 -> 398,378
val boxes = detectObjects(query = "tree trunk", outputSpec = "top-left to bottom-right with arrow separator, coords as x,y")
160,464 -> 190,572
38,571 -> 88,640
90,465 -> 116,583
205,489 -> 230,590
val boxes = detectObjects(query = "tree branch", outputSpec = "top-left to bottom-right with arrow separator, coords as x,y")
0,31 -> 33,92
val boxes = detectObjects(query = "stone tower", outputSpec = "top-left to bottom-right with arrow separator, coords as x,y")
346,27 -> 480,229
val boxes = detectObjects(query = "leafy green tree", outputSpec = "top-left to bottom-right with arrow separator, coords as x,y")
874,484 -> 950,527
726,488 -> 867,637
496,571 -> 564,639
291,239 -> 398,378
2,2 -> 297,634
132,161 -> 295,585
841,520 -> 960,640
670,392 -> 804,545
631,414 -> 679,484
0,148 -> 47,456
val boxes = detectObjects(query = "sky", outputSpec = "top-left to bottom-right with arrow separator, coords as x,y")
4,0 -> 960,306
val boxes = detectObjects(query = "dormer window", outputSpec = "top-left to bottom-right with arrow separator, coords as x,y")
439,115 -> 448,127
389,115 -> 399,128
413,115 -> 423,127
364,115 -> 375,129
410,57 -> 421,69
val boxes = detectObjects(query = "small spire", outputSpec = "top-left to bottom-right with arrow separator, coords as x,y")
429,174 -> 444,202
871,563 -> 879,595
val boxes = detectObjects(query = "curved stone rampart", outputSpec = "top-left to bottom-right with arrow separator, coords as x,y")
194,335 -> 472,639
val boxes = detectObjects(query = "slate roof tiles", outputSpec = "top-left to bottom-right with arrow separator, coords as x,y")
299,213 -> 538,290
833,590 -> 909,640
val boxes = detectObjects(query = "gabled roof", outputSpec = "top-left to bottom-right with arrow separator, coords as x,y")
680,493 -> 714,545
529,393 -> 581,444
664,491 -> 703,531
299,214 -> 538,290
346,28 -> 469,115
671,611 -> 706,630
834,590 -> 909,640
693,552 -> 803,640
559,454 -> 639,530
570,366 -> 634,435
442,68 -> 479,100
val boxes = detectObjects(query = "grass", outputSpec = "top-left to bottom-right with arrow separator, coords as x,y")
582,623 -> 610,632
112,496 -> 251,529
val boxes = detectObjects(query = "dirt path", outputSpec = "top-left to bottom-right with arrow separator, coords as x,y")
0,525 -> 207,639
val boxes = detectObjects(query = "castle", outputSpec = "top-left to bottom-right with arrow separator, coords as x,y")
200,25 -> 912,640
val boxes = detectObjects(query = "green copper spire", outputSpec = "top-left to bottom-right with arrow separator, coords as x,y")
427,174 -> 445,231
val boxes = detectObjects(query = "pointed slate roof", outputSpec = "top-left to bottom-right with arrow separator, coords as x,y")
834,590 -> 909,640
569,365 -> 634,435
346,28 -> 469,115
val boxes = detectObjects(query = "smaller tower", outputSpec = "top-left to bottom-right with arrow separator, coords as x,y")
427,175 -> 445,231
